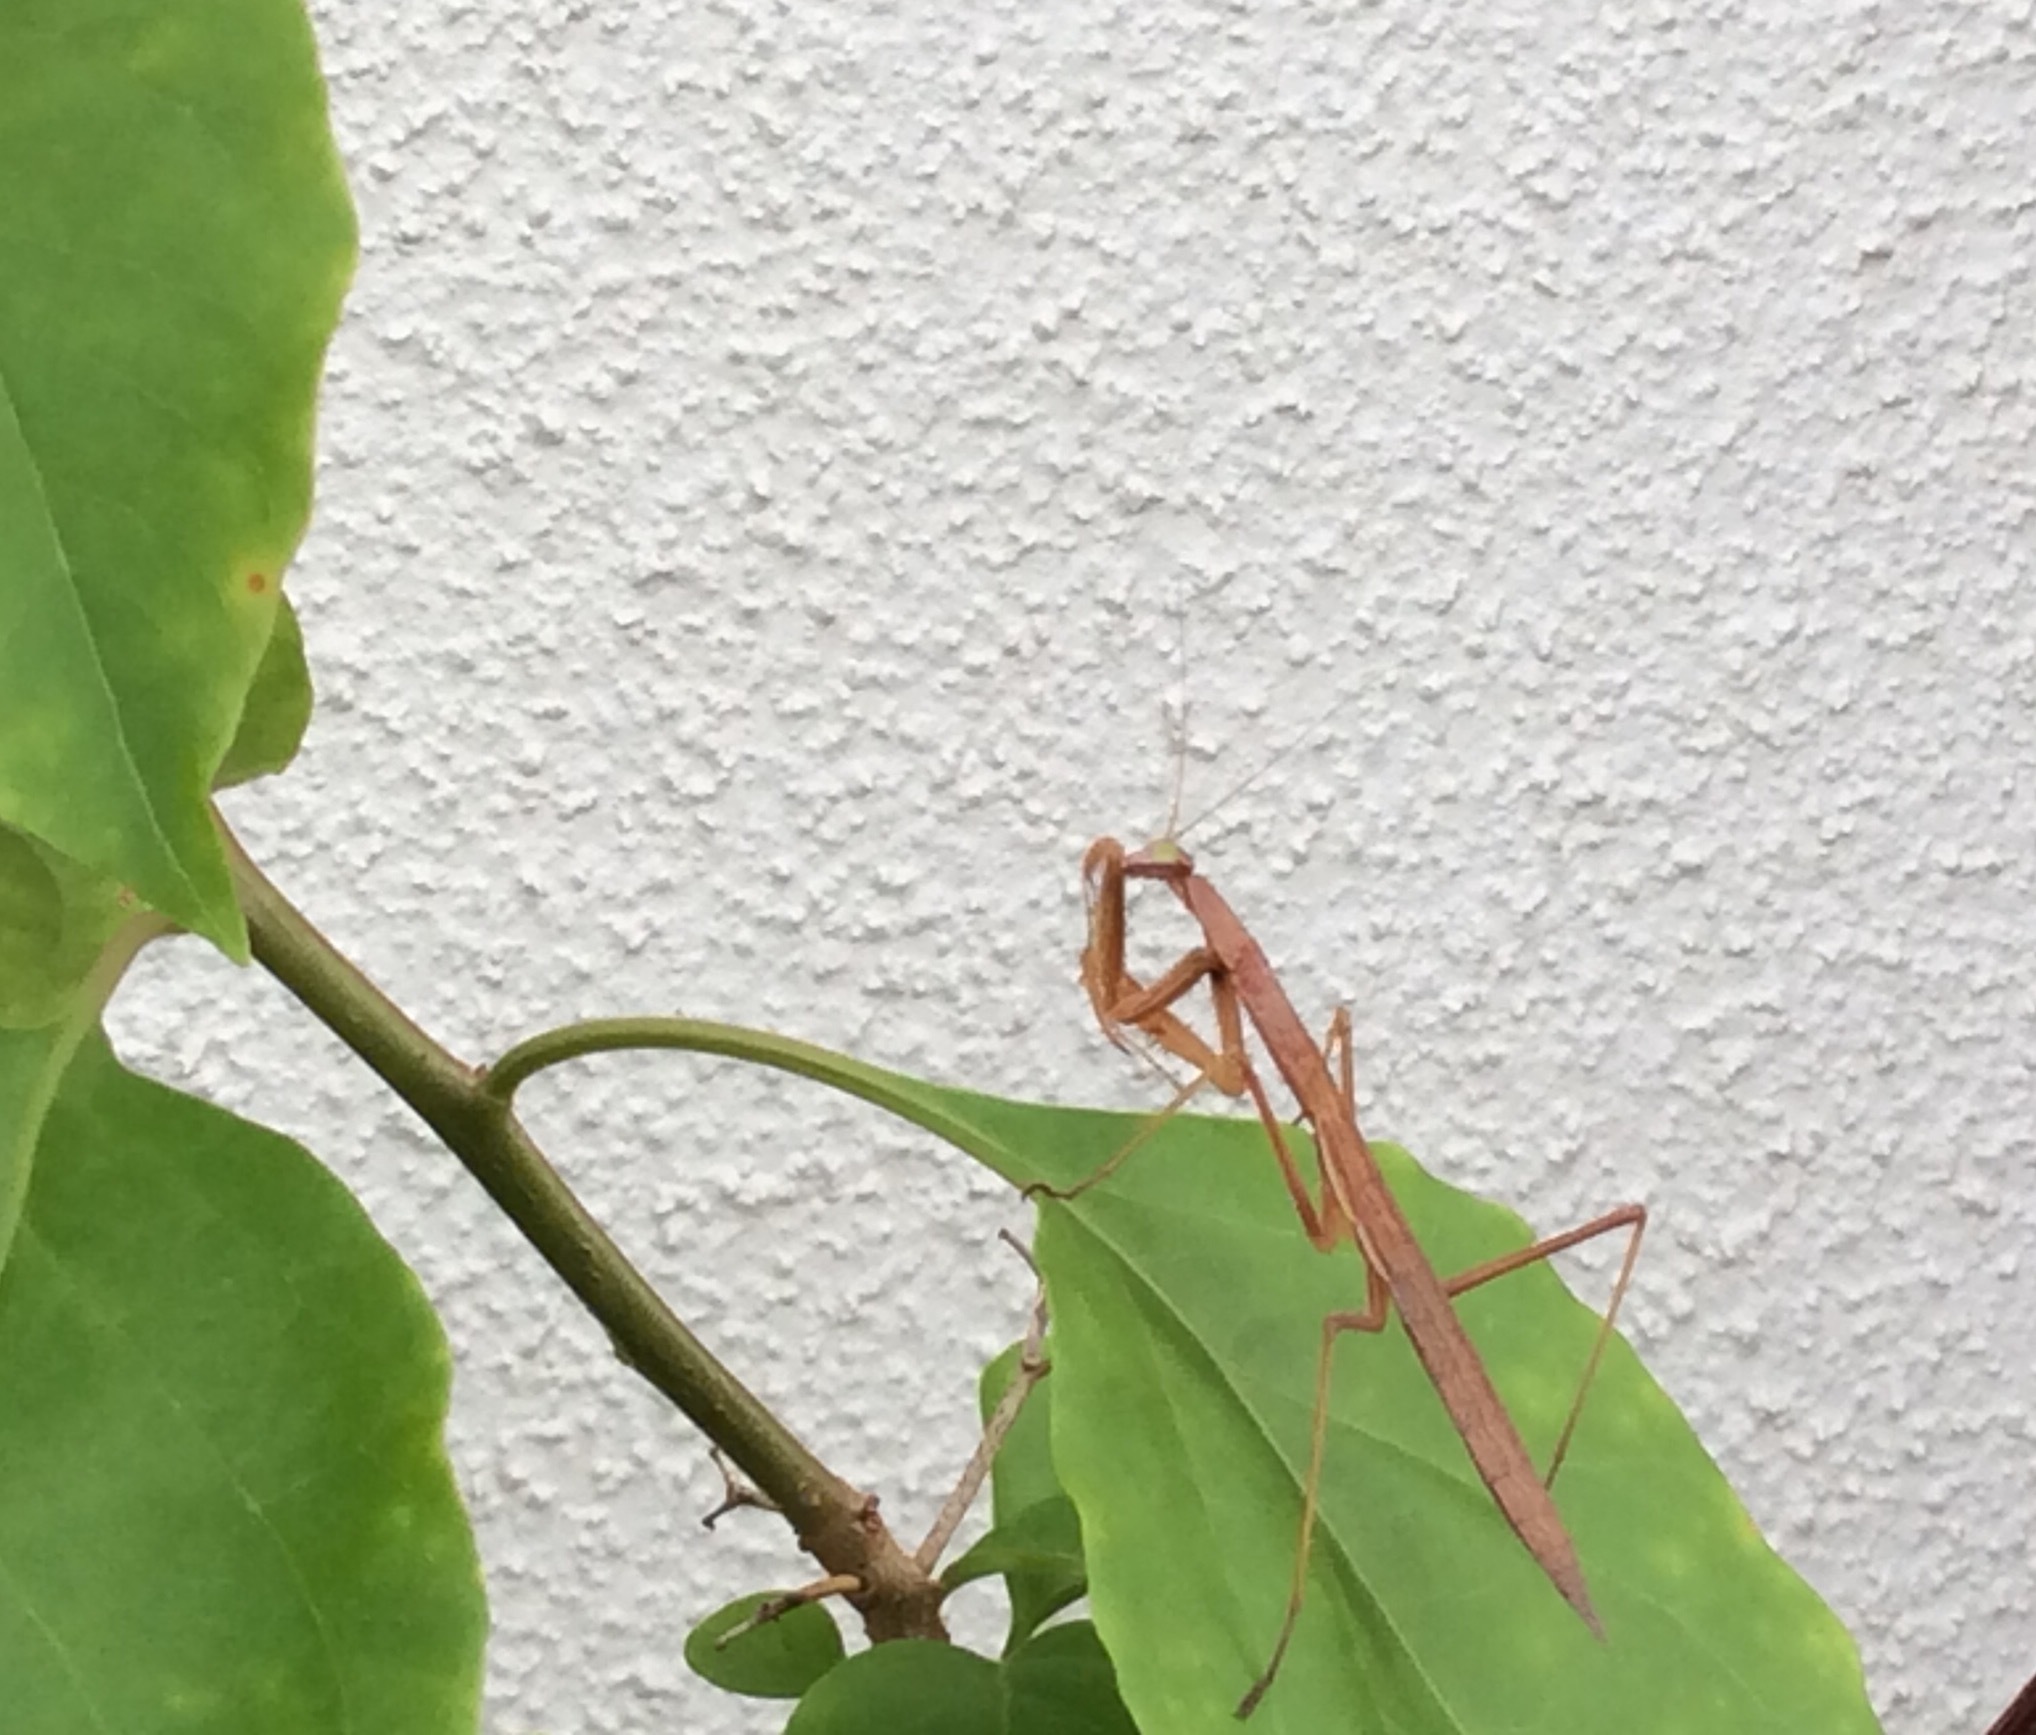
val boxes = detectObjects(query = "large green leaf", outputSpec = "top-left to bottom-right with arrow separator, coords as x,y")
670,1031 -> 1882,1735
0,1033 -> 484,1734
1034,1118 -> 1879,1735
0,0 -> 354,953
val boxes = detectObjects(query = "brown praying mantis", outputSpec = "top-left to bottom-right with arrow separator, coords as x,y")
1066,828 -> 1649,1716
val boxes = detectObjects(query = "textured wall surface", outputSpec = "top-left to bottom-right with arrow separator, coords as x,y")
106,1 -> 2034,1730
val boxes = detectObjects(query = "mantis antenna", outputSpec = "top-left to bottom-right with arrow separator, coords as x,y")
1156,581 -> 1192,844
1171,684 -> 1347,845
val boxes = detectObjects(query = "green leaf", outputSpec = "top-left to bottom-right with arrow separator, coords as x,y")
1028,1108 -> 1879,1735
966,1340 -> 1084,1650
0,0 -> 356,953
782,1641 -> 995,1735
943,1493 -> 1083,1591
0,825 -> 133,1031
0,830 -> 62,1015
684,1593 -> 846,1700
0,905 -> 157,1267
215,595 -> 313,789
782,1625 -> 1134,1735
0,1020 -> 81,1280
0,1033 -> 485,1734
943,1495 -> 1085,1651
674,1035 -> 1884,1735
1003,1623 -> 1139,1735
978,1341 -> 1063,1525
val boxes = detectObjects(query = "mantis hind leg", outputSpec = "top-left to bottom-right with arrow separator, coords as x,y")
1237,1204 -> 1645,1715
1320,1003 -> 1644,1485
1441,1204 -> 1649,1486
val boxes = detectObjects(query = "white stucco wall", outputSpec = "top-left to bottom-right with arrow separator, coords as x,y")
106,1 -> 2034,1730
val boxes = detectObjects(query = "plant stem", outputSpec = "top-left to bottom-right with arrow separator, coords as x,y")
488,1016 -> 927,1106
223,826 -> 946,1640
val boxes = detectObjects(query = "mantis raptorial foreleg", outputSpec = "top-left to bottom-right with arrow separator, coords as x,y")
1077,874 -> 1333,1239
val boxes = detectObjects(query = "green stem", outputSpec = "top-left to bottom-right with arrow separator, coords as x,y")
489,1017 -> 926,1107
223,828 -> 942,1633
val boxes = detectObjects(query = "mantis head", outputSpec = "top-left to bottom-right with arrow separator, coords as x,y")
1123,835 -> 1195,881
1080,837 -> 1195,908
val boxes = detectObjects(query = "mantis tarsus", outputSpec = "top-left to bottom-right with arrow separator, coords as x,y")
1068,831 -> 1648,1716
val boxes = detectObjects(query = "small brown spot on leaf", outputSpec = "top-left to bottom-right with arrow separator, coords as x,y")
246,571 -> 268,594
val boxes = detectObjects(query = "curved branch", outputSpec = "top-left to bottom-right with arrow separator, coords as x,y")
222,825 -> 946,1641
487,1016 -> 933,1108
